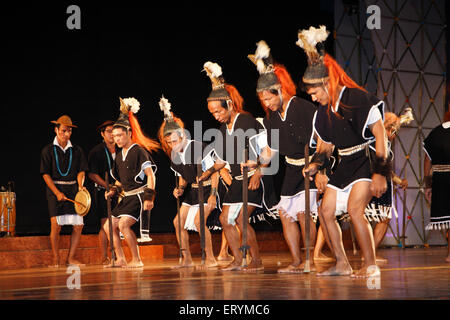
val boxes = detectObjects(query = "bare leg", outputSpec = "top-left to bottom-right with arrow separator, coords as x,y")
104,217 -> 127,267
317,188 -> 353,276
220,206 -> 243,271
172,205 -> 194,268
194,207 -> 218,269
217,231 -> 233,261
234,206 -> 262,271
67,224 -> 84,266
99,218 -> 109,264
119,216 -> 143,268
277,211 -> 303,273
314,225 -> 335,262
372,219 -> 389,263
347,182 -> 377,278
49,217 -> 61,267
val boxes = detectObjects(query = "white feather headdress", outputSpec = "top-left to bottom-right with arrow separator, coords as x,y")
159,95 -> 172,120
399,107 -> 414,126
203,61 -> 225,89
296,25 -> 329,65
248,40 -> 274,74
120,97 -> 140,114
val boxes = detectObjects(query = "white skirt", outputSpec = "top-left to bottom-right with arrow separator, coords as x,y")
56,214 -> 84,226
276,190 -> 318,223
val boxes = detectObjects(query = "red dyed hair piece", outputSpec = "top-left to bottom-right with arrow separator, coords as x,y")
157,114 -> 185,156
258,64 -> 297,116
128,111 -> 160,153
224,84 -> 244,113
323,54 -> 366,113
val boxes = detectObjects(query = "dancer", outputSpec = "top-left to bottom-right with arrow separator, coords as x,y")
424,109 -> 450,263
247,40 -> 319,273
157,96 -> 219,268
105,97 -> 159,268
40,115 -> 88,267
300,26 -> 389,278
199,61 -> 277,271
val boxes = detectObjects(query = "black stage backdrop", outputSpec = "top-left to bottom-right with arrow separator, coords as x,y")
0,1 -> 335,235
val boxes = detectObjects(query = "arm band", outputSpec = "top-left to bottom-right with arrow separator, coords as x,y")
371,156 -> 392,178
311,152 -> 330,170
143,188 -> 156,202
210,187 -> 218,197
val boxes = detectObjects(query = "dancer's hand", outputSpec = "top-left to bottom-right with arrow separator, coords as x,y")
370,173 -> 387,198
248,170 -> 261,190
173,187 -> 184,198
399,178 -> 408,190
144,200 -> 154,211
240,160 -> 258,173
315,172 -> 328,194
303,163 -> 318,180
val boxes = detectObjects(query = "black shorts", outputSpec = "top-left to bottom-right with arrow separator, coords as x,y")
111,193 -> 143,221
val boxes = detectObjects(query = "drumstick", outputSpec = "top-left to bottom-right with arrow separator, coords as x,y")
66,198 -> 86,208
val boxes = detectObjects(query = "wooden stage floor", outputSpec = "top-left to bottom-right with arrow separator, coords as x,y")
0,247 -> 449,301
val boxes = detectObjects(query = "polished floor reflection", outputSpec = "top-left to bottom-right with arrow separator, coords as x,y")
0,247 -> 449,300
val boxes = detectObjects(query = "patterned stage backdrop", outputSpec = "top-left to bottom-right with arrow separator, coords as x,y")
334,0 -> 447,246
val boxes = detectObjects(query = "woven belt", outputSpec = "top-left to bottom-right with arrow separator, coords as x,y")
191,179 -> 212,188
235,169 -> 257,181
338,140 -> 374,156
432,164 -> 450,173
285,155 -> 313,166
53,180 -> 77,185
123,185 -> 147,197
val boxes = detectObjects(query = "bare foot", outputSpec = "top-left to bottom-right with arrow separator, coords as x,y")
445,256 -> 450,263
104,259 -> 127,268
351,264 -> 380,278
242,259 -> 264,272
217,254 -> 234,262
196,258 -> 219,270
124,260 -> 144,268
101,257 -> 111,266
316,263 -> 352,276
314,253 -> 335,262
48,258 -> 60,268
67,259 -> 85,267
362,256 -> 387,264
277,264 -> 303,274
221,260 -> 243,271
299,260 -> 316,272
170,260 -> 195,269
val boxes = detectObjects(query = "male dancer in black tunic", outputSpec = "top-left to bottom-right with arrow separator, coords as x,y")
40,115 -> 88,267
199,61 -> 277,271
247,41 -> 319,273
424,109 -> 450,263
299,26 -> 390,278
157,96 -> 219,268
105,98 -> 159,268
88,120 -> 117,265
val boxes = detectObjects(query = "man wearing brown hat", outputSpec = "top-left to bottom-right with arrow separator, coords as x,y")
40,115 -> 88,267
87,120 -> 117,265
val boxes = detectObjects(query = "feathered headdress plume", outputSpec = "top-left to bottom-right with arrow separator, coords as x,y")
248,40 -> 274,74
399,107 -> 414,126
159,95 -> 173,121
203,61 -> 232,101
296,25 -> 329,66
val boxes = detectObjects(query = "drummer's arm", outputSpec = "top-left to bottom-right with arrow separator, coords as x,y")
42,174 -> 66,201
77,171 -> 86,191
88,172 -> 107,189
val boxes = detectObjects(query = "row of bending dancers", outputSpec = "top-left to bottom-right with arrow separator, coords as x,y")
40,26 -> 450,274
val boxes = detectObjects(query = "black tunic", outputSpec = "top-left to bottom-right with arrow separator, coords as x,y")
314,86 -> 384,190
88,142 -> 117,219
213,113 -> 278,211
110,143 -> 156,221
263,96 -> 317,197
40,141 -> 88,217
423,122 -> 450,230
170,140 -> 215,207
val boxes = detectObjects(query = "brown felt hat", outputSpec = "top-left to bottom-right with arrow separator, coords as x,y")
50,115 -> 77,128
96,120 -> 115,132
